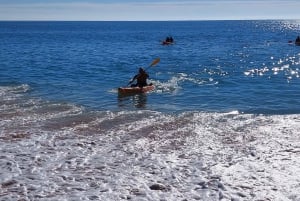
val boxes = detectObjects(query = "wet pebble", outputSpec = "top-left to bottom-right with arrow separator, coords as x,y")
88,195 -> 99,200
192,195 -> 202,200
250,150 -> 256,157
202,184 -> 209,189
1,179 -> 17,187
231,197 -> 240,201
149,183 -> 169,191
120,195 -> 131,200
219,190 -> 224,200
100,188 -> 109,193
130,188 -> 146,196
217,181 -> 226,191
236,191 -> 247,198
197,181 -> 208,189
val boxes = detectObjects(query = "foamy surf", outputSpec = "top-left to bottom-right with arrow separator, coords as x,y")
1,85 -> 299,200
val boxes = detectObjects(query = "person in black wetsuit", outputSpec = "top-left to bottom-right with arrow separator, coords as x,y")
129,67 -> 149,87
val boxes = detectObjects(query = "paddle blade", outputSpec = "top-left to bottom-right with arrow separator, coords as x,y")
149,58 -> 160,67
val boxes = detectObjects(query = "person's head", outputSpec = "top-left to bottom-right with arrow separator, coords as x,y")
139,67 -> 145,73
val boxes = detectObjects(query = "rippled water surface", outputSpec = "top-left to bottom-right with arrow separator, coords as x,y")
1,20 -> 300,113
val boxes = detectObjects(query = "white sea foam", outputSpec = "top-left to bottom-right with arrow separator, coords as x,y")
151,76 -> 181,94
0,85 -> 300,201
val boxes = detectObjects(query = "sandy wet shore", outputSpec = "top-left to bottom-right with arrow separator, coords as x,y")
1,97 -> 300,201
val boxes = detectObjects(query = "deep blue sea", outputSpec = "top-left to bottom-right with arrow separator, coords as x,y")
1,20 -> 300,114
1,21 -> 300,201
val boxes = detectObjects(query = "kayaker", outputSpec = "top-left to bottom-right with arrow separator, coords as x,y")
295,36 -> 300,46
129,67 -> 149,88
165,36 -> 173,43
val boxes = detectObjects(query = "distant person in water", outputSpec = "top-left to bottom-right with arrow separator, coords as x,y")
295,36 -> 300,46
129,67 -> 149,87
165,36 -> 174,43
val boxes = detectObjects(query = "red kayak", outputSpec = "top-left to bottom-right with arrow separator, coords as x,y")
162,41 -> 173,45
118,85 -> 155,96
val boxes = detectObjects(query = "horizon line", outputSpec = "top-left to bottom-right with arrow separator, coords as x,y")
1,19 -> 299,22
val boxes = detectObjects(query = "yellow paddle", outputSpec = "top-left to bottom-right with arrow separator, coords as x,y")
145,58 -> 160,70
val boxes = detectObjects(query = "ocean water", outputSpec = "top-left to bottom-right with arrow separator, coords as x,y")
1,21 -> 300,200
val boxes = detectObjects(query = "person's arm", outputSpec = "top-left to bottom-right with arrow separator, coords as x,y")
129,75 -> 137,84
